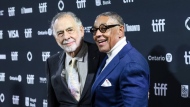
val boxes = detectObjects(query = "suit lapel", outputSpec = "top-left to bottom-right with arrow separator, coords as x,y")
80,44 -> 100,100
56,51 -> 78,101
91,55 -> 120,94
91,43 -> 132,95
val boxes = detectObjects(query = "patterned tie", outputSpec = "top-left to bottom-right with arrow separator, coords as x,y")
68,58 -> 81,101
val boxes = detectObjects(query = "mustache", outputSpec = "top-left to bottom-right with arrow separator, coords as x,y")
62,39 -> 75,44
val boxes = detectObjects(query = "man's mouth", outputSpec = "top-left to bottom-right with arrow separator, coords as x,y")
97,39 -> 107,46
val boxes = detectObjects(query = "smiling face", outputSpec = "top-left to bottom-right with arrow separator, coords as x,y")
53,15 -> 84,56
93,16 -> 124,53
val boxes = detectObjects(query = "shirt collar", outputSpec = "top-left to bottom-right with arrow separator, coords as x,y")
107,36 -> 127,58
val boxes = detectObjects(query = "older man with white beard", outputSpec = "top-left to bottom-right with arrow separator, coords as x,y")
45,11 -> 105,107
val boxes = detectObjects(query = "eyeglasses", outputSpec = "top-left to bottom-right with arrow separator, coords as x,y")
90,24 -> 120,35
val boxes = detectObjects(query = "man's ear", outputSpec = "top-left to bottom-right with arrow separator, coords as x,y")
118,25 -> 124,38
80,26 -> 85,37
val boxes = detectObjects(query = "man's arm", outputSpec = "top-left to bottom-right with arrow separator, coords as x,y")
120,62 -> 149,107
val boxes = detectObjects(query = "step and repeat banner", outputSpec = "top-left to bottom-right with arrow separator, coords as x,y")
1,0 -> 190,107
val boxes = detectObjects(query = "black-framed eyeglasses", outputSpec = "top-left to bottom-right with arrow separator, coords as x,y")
90,24 -> 120,35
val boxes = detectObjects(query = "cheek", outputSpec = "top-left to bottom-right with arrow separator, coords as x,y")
93,36 -> 96,41
55,37 -> 62,44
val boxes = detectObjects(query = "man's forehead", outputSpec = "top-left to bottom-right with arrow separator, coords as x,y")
94,16 -> 116,26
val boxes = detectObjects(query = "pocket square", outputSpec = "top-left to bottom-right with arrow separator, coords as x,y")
101,79 -> 112,87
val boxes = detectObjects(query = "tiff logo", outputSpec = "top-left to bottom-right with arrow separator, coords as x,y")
0,10 -> 4,16
8,7 -> 15,17
181,85 -> 189,98
43,99 -> 47,107
27,74 -> 34,84
8,30 -> 19,38
76,0 -> 86,9
12,95 -> 19,105
39,2 -> 47,13
154,83 -> 167,96
123,0 -> 134,3
0,30 -> 3,39
184,51 -> 190,65
152,19 -> 165,32
11,51 -> 18,61
0,73 -> 5,82
25,28 -> 32,38
42,52 -> 50,62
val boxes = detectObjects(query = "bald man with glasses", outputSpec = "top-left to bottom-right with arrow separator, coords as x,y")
90,11 -> 150,107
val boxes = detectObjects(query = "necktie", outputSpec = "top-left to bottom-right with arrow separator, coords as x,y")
68,58 -> 81,101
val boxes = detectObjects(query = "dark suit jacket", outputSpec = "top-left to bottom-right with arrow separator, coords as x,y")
46,42 -> 105,107
91,41 -> 150,107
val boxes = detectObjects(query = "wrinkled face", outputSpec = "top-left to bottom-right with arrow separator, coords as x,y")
93,16 -> 123,53
53,15 -> 84,53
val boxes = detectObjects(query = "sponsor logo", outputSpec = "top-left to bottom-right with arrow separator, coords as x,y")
185,17 -> 190,31
8,7 -> 15,17
43,99 -> 47,107
0,30 -> 3,39
27,51 -> 32,61
0,10 -> 4,16
95,0 -> 111,6
165,53 -> 172,62
25,97 -> 36,107
125,23 -> 140,32
152,19 -> 165,32
184,51 -> 190,65
123,0 -> 134,3
25,28 -> 32,38
39,2 -> 47,13
0,54 -> 6,60
11,51 -> 18,61
37,28 -> 52,36
84,26 -> 91,33
8,30 -> 19,38
12,95 -> 19,105
154,83 -> 167,96
148,53 -> 172,62
58,0 -> 64,11
0,93 -> 5,103
39,77 -> 47,83
21,7 -> 33,14
27,74 -> 35,84
181,85 -> 189,98
9,75 -> 22,82
0,73 -> 5,82
42,52 -> 50,62
76,0 -> 86,9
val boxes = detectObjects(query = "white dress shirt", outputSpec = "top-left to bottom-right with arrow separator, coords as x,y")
101,36 -> 127,72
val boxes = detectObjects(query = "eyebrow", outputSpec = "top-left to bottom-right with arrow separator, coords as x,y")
56,27 -> 73,34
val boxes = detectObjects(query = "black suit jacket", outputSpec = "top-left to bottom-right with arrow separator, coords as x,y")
45,42 -> 105,107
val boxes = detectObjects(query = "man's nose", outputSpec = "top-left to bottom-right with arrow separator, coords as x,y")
94,29 -> 102,37
63,32 -> 71,39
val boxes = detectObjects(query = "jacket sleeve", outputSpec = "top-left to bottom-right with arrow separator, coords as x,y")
120,62 -> 149,107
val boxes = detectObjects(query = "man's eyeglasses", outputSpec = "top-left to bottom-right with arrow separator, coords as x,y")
90,24 -> 120,35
